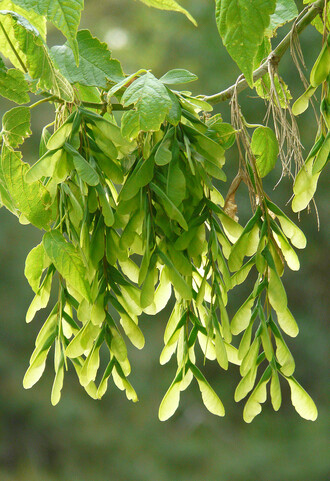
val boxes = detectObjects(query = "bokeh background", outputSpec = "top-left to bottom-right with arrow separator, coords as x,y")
0,1 -> 329,480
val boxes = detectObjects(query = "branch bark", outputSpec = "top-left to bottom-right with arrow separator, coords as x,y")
203,0 -> 326,105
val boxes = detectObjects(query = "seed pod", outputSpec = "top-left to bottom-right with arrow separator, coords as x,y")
310,35 -> 330,87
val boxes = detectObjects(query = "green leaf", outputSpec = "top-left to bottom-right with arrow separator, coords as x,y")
1,106 -> 31,148
1,145 -> 54,229
159,68 -> 198,85
120,110 -> 141,140
266,0 -> 298,36
190,364 -> 225,416
51,30 -> 124,88
0,66 -> 30,104
11,0 -> 84,64
215,0 -> 276,86
43,230 -> 91,302
0,11 -> 74,100
0,0 -> 46,39
122,72 -> 172,133
285,376 -> 318,421
251,126 -> 279,177
137,0 -> 197,26
155,138 -> 172,165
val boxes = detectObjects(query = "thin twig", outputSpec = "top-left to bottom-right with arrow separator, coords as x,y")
203,0 -> 325,105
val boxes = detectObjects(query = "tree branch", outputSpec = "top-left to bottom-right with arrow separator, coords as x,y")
203,0 -> 325,105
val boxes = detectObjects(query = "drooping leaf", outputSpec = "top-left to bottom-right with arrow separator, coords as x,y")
0,66 -> 30,104
251,126 -> 279,178
0,0 -> 47,39
1,106 -> 31,148
159,68 -> 198,85
51,29 -> 124,88
11,0 -> 84,64
137,0 -> 197,26
43,230 -> 91,302
1,145 -> 54,228
121,72 -> 172,133
266,0 -> 298,36
215,0 -> 276,86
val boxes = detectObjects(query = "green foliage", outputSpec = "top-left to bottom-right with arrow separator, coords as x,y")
136,0 -> 197,26
0,0 -> 328,424
215,0 -> 276,86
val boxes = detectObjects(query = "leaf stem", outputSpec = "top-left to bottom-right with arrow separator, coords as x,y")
30,96 -> 57,109
0,20 -> 28,73
203,0 -> 325,105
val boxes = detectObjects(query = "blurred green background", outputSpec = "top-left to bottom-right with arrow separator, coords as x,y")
0,1 -> 329,480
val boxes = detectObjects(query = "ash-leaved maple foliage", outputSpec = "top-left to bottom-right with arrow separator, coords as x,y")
0,0 -> 328,423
